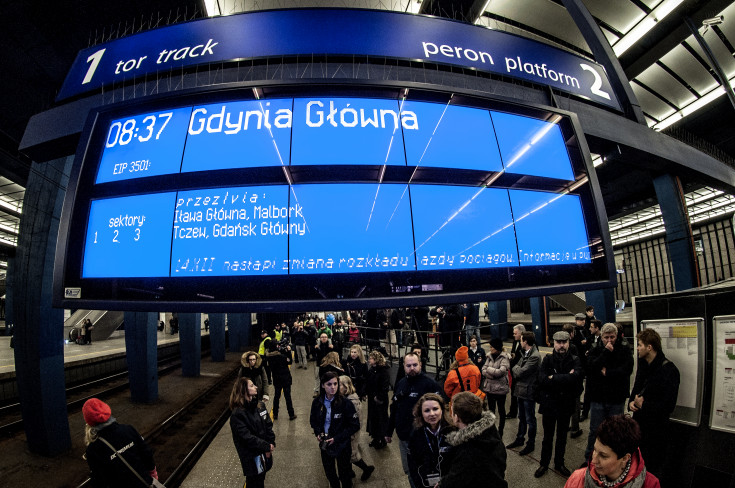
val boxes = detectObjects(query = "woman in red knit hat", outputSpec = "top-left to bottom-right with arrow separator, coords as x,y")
82,398 -> 161,488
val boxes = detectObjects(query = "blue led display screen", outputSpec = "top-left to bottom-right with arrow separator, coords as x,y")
58,92 -> 611,309
288,184 -> 416,274
170,186 -> 290,276
508,189 -> 590,265
182,100 -> 293,172
411,185 -> 518,270
403,102 -> 503,171
491,111 -> 574,180
291,98 -> 409,166
96,107 -> 192,184
82,193 -> 177,277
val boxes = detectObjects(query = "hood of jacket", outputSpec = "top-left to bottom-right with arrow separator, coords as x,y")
240,353 -> 262,369
446,411 -> 497,447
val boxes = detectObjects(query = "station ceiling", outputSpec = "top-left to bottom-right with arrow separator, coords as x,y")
0,0 -> 733,266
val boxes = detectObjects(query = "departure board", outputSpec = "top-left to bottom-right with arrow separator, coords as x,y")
56,92 -> 612,309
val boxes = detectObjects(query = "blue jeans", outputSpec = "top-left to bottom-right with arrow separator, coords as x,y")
515,397 -> 537,445
584,401 -> 624,461
399,439 -> 417,488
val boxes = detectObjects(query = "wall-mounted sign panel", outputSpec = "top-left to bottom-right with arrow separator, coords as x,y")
55,91 -> 614,310
57,9 -> 620,110
710,315 -> 735,434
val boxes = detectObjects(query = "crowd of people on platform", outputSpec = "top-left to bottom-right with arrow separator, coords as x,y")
79,306 -> 681,488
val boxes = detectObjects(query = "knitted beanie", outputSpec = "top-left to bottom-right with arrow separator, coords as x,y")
83,398 -> 111,426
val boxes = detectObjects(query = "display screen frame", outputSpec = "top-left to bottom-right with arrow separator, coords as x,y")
54,84 -> 615,312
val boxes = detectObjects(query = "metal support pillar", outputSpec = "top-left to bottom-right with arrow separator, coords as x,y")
123,311 -> 159,403
12,156 -> 72,456
228,313 -> 242,353
529,296 -> 550,347
179,313 -> 201,377
208,313 -> 226,362
241,313 -> 254,349
653,174 -> 700,291
561,0 -> 646,123
585,288 -> 616,325
685,17 -> 735,111
487,300 -> 508,339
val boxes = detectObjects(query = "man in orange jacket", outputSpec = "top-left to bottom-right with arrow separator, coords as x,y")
444,346 -> 482,399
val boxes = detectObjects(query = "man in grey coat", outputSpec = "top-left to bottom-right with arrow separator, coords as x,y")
506,331 -> 540,455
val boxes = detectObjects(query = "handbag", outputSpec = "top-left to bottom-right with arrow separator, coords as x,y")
98,436 -> 166,488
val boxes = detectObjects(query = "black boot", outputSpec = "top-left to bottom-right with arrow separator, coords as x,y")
353,460 -> 375,481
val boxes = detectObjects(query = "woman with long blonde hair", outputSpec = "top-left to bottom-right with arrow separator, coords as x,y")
342,344 -> 368,398
339,375 -> 375,481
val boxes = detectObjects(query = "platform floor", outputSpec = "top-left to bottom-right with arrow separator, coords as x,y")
0,327 -> 193,375
181,357 -> 584,488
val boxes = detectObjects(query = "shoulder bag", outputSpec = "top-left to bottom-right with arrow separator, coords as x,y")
98,436 -> 166,488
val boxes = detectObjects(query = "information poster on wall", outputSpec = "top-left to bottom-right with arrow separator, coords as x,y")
640,318 -> 704,426
711,315 -> 735,433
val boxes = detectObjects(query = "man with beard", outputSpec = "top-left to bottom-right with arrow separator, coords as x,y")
386,352 -> 442,488
628,328 -> 680,477
534,331 -> 582,478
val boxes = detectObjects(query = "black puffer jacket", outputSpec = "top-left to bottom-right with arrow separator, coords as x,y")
440,411 -> 507,488
231,400 -> 276,477
309,393 -> 360,457
85,420 -> 156,488
388,373 -> 442,441
266,350 -> 293,386
586,341 -> 634,404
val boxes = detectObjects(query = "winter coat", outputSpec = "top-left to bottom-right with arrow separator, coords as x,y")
388,373 -> 443,441
292,329 -> 308,346
342,357 -> 368,397
440,411 -> 507,488
314,341 -> 334,366
509,340 -> 523,369
482,351 -> 511,395
511,346 -> 541,401
231,400 -> 276,477
408,424 -> 457,488
564,449 -> 660,488
347,326 -> 361,343
85,420 -> 156,488
365,364 -> 391,438
309,393 -> 360,458
266,350 -> 293,386
629,352 -> 680,428
239,354 -> 268,401
346,393 -> 364,462
586,341 -> 634,404
444,362 -> 482,399
318,363 -> 345,382
468,346 -> 487,370
537,351 -> 582,416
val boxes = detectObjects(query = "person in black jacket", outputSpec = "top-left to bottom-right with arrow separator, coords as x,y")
365,350 -> 391,449
439,392 -> 508,488
230,377 -> 276,488
342,344 -> 368,398
507,324 -> 525,418
310,371 -> 361,488
407,393 -> 457,488
628,328 -> 680,477
387,352 -> 443,488
265,340 -> 297,420
83,398 -> 159,488
534,331 -> 582,478
582,323 -> 634,466
467,336 -> 487,370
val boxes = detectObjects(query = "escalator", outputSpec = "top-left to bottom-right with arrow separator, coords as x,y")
64,310 -> 124,342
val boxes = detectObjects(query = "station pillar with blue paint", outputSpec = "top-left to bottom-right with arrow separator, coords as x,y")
486,300 -> 508,339
179,313 -> 202,377
529,296 -> 550,347
124,311 -> 159,403
208,313 -> 226,362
